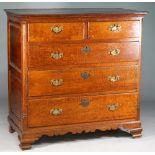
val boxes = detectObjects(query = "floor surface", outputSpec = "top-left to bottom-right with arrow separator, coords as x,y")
0,98 -> 155,152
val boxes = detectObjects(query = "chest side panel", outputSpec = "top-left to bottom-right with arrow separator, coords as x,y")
8,20 -> 22,123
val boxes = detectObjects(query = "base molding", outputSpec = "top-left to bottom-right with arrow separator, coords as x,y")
8,117 -> 142,150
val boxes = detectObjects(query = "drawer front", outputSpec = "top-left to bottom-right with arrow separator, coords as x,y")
28,42 -> 139,68
28,93 -> 138,127
89,21 -> 140,40
28,66 -> 138,97
28,23 -> 85,42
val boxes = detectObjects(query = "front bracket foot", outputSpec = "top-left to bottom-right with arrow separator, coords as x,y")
130,128 -> 142,138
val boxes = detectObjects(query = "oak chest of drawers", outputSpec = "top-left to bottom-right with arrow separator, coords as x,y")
5,8 -> 148,150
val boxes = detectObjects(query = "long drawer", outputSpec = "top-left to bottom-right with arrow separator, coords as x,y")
28,93 -> 138,127
89,21 -> 140,40
28,65 -> 138,97
28,42 -> 139,68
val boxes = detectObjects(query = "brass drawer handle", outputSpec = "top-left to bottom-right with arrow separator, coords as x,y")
107,103 -> 119,111
50,79 -> 63,86
81,46 -> 91,55
109,48 -> 120,56
51,25 -> 63,33
109,24 -> 121,32
51,52 -> 63,60
108,75 -> 120,82
81,72 -> 91,80
80,99 -> 90,107
50,108 -> 63,116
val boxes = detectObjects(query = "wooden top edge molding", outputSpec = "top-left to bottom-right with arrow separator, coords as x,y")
5,8 -> 148,18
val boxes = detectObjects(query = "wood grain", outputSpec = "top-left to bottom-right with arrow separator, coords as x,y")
8,20 -> 22,127
28,93 -> 138,127
28,42 -> 139,68
9,22 -> 21,69
9,67 -> 22,119
89,21 -> 140,40
28,65 -> 138,97
28,22 -> 85,42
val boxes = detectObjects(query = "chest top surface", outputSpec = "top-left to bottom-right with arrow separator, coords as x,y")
5,8 -> 148,17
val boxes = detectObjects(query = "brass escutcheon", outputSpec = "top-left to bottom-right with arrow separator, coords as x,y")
81,46 -> 91,55
80,99 -> 90,107
81,72 -> 91,80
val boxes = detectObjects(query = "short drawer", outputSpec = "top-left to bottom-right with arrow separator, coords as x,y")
28,42 -> 139,68
88,21 -> 140,40
28,22 -> 85,42
28,93 -> 138,127
28,65 -> 138,97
